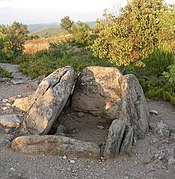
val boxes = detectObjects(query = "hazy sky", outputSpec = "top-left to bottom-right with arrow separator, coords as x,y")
0,0 -> 174,24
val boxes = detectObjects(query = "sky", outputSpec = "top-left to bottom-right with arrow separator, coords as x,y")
0,0 -> 174,25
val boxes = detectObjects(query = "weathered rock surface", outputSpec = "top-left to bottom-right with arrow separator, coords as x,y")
104,120 -> 126,158
72,66 -> 122,118
120,126 -> 134,155
24,67 -> 76,134
72,66 -> 149,139
0,134 -> 15,146
0,114 -> 21,128
11,135 -> 99,158
12,96 -> 31,112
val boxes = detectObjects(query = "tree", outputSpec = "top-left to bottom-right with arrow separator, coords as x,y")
71,21 -> 92,45
0,22 -> 29,57
0,32 -> 13,61
60,16 -> 74,33
91,0 -> 173,68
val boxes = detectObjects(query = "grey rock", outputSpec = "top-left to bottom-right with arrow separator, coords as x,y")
72,66 -> 149,140
77,112 -> 85,118
120,126 -> 134,155
0,134 -> 15,146
11,79 -> 25,85
149,122 -> 157,130
104,120 -> 126,158
1,98 -> 9,103
24,67 -> 76,134
168,156 -> 175,165
69,159 -> 76,164
149,110 -> 159,115
155,122 -> 170,137
97,125 -> 104,130
0,114 -> 21,128
11,135 -> 100,158
55,125 -> 66,136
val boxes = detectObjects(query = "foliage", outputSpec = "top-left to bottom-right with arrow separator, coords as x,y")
19,40 -> 115,79
0,66 -> 12,78
0,22 -> 29,62
163,61 -> 175,83
60,16 -> 74,33
71,21 -> 92,46
125,43 -> 175,105
0,32 -> 14,61
91,0 -> 174,67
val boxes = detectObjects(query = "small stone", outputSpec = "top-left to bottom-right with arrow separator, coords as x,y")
149,110 -> 158,115
69,160 -> 76,164
0,114 -> 21,128
149,123 -> 156,130
1,98 -> 9,103
77,112 -> 85,118
1,107 -> 9,111
6,103 -> 12,107
11,80 -> 25,85
97,125 -> 104,130
55,125 -> 66,135
168,156 -> 175,165
154,153 -> 159,159
155,122 -> 170,137
10,167 -> 16,171
5,128 -> 11,134
63,155 -> 67,159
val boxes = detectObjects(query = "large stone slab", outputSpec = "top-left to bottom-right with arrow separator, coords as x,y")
24,67 -> 76,134
72,66 -> 122,118
72,66 -> 149,139
11,135 -> 99,158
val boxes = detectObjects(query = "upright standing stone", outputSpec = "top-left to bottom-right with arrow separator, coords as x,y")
104,119 -> 126,158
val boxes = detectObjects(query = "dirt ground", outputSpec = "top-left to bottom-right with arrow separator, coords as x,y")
0,63 -> 175,179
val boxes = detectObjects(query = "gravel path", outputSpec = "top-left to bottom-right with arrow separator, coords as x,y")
0,63 -> 175,179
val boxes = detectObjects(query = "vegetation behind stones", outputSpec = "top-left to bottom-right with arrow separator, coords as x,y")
0,0 -> 175,105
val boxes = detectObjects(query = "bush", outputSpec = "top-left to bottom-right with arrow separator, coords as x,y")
19,40 -> 115,79
0,67 -> 12,78
125,43 -> 175,106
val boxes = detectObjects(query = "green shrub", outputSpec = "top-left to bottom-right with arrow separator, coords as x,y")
19,40 -> 115,79
0,67 -> 12,78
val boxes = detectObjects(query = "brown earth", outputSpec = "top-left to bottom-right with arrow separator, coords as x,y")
0,63 -> 175,179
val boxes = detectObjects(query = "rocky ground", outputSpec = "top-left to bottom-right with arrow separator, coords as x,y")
0,63 -> 175,179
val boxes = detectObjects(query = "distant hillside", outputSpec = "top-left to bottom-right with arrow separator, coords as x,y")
27,22 -> 58,33
86,21 -> 95,27
30,28 -> 60,37
28,21 -> 95,37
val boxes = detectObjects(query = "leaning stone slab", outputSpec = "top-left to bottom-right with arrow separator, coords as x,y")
104,120 -> 126,159
24,67 -> 76,134
11,135 -> 99,158
0,114 -> 21,128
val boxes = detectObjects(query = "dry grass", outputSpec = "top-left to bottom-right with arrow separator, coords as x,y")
24,35 -> 71,54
